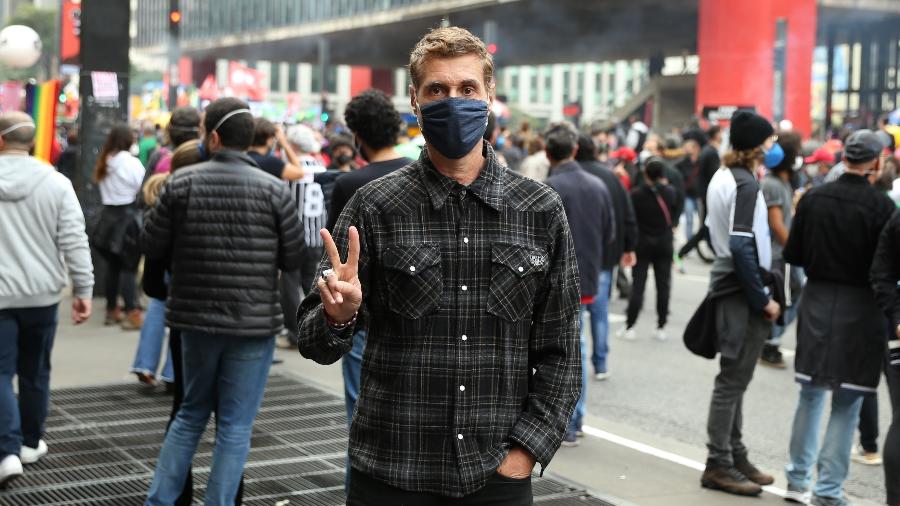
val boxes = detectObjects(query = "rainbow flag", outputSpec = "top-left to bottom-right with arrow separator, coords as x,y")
24,79 -> 61,162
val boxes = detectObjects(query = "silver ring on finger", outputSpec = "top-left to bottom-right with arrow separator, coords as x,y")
322,268 -> 335,279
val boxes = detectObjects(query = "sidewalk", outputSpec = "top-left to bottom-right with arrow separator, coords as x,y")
45,302 -> 878,506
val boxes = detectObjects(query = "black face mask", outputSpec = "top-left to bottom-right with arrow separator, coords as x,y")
336,154 -> 353,166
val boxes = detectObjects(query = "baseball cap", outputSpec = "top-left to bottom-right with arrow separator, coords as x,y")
610,146 -> 637,163
804,147 -> 836,165
843,129 -> 885,163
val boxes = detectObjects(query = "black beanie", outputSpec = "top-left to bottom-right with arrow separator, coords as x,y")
729,111 -> 774,151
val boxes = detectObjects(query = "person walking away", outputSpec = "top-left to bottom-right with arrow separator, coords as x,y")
545,122 -> 615,447
297,27 -> 581,505
782,130 -> 896,506
142,98 -> 303,505
871,208 -> 900,506
0,112 -> 93,486
759,131 -> 802,369
92,124 -> 145,330
701,111 -> 781,496
576,134 -> 638,380
327,90 -> 413,490
145,106 -> 201,176
129,141 -> 203,388
625,113 -> 649,153
618,158 -> 677,342
247,118 -> 314,351
55,128 -> 79,182
676,130 -> 706,242
327,89 -> 413,432
518,136 -> 550,181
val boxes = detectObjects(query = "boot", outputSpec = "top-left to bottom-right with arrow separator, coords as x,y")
121,309 -> 143,330
733,453 -> 774,485
104,307 -> 123,326
700,465 -> 762,496
759,343 -> 787,369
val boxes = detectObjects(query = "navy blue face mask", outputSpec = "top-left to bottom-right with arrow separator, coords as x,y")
418,97 -> 489,159
763,142 -> 785,169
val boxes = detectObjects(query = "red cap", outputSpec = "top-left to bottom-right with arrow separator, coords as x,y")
611,147 -> 637,163
804,147 -> 835,165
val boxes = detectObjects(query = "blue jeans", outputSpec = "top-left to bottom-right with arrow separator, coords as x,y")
131,298 -> 174,382
0,304 -> 58,458
146,332 -> 274,506
683,197 -> 697,240
567,305 -> 589,433
342,330 -> 366,491
586,270 -> 612,374
785,384 -> 864,500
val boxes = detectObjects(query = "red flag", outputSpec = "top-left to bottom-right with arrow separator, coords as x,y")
228,62 -> 267,101
199,74 -> 219,100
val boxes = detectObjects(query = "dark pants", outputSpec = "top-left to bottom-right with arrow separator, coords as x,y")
678,224 -> 708,259
346,467 -> 533,506
885,342 -> 900,505
300,245 -> 325,297
279,269 -> 302,343
166,329 -> 244,506
706,293 -> 770,467
858,393 -> 879,453
0,304 -> 58,458
615,268 -> 631,299
105,255 -> 137,311
626,233 -> 673,329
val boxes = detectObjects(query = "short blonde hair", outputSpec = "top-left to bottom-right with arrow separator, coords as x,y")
408,26 -> 494,92
142,173 -> 169,207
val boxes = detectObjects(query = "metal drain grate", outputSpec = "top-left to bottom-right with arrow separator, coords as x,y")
0,374 -> 614,505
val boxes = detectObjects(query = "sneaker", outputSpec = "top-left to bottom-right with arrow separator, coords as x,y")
594,372 -> 610,381
120,309 -> 143,331
700,465 -> 762,496
733,453 -> 774,485
134,371 -> 155,386
0,455 -> 23,489
275,334 -> 296,350
850,444 -> 882,465
759,343 -> 787,369
811,495 -> 849,506
654,328 -> 668,342
785,484 -> 812,504
576,429 -> 584,438
617,327 -> 636,341
19,440 -> 47,465
561,430 -> 579,447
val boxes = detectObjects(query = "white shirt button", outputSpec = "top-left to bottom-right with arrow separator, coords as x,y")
461,335 -> 468,341
457,433 -> 464,440
463,237 -> 469,244
409,266 -> 416,272
518,266 -> 524,272
461,285 -> 468,291
459,385 -> 465,391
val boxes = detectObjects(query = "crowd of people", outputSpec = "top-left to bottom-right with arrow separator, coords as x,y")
0,25 -> 898,506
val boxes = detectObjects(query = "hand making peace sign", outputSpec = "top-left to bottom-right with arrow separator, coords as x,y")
317,226 -> 363,325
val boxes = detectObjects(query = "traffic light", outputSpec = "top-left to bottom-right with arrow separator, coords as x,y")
168,0 -> 181,35
487,43 -> 497,55
320,112 -> 330,123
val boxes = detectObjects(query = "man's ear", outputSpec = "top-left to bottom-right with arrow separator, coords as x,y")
409,85 -> 418,114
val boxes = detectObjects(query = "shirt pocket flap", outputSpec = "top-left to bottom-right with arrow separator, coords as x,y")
383,244 -> 441,275
491,243 -> 549,278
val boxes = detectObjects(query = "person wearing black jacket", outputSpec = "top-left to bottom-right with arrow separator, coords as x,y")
871,208 -> 900,506
618,158 -> 676,341
782,130 -> 896,506
678,126 -> 722,260
576,134 -> 637,380
142,98 -> 303,505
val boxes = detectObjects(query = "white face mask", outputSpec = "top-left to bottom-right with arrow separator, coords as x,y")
804,164 -> 819,178
793,156 -> 803,171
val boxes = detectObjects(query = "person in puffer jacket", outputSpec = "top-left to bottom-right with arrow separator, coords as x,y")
141,98 -> 303,505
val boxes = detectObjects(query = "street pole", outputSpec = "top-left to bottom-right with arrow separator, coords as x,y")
167,0 -> 181,110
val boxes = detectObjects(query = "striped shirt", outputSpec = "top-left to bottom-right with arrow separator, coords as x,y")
290,156 -> 327,248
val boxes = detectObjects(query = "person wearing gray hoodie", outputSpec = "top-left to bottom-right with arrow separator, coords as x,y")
0,112 -> 93,488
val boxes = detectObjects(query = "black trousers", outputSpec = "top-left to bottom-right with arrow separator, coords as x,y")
104,255 -> 137,312
626,233 -> 673,329
167,329 -> 244,505
279,268 -> 302,343
885,343 -> 900,506
858,393 -> 879,453
346,468 -> 533,506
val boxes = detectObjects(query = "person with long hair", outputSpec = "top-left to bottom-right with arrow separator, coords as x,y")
91,124 -> 144,329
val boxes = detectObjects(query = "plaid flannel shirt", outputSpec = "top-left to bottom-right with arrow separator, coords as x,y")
296,144 -> 581,497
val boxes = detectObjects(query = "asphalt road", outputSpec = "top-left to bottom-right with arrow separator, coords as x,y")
587,252 -> 893,503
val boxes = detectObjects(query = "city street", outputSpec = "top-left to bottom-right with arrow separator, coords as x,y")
43,250 -> 890,505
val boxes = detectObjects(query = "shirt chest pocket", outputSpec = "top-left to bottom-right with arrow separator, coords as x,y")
487,243 -> 549,322
382,244 -> 443,319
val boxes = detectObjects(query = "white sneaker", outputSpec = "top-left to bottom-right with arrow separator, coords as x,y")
654,328 -> 668,341
594,372 -> 611,381
850,444 -> 882,466
20,440 -> 47,465
784,486 -> 812,505
0,454 -> 23,488
617,327 -> 636,341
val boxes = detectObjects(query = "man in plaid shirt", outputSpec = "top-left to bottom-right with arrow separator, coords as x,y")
296,27 -> 581,504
